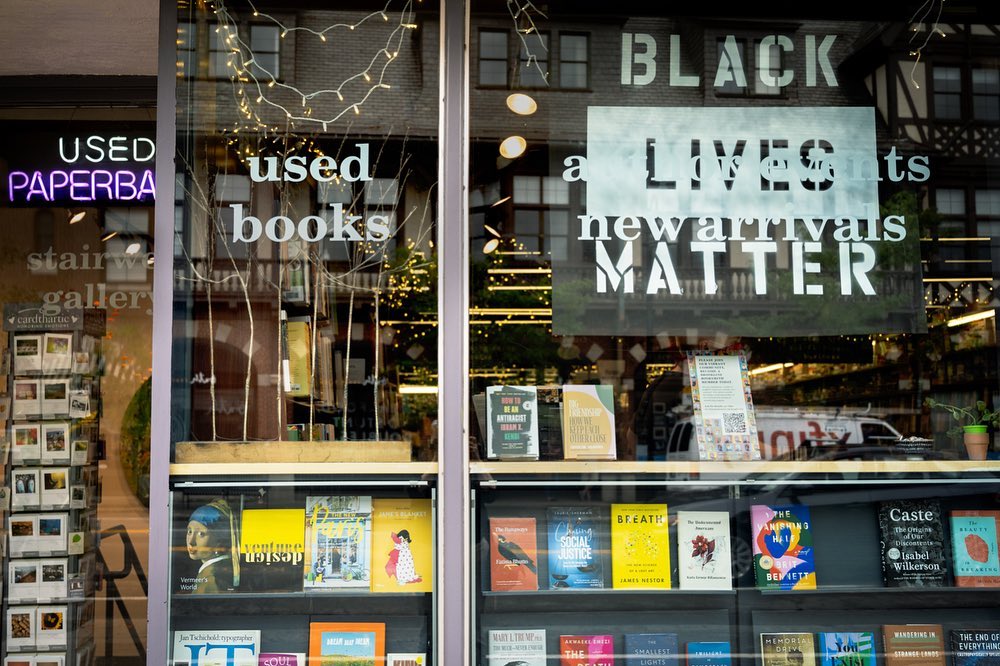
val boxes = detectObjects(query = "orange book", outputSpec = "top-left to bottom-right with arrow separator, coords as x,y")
489,516 -> 539,591
309,622 -> 386,666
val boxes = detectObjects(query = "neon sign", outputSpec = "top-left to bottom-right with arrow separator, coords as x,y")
8,169 -> 155,203
6,133 -> 156,204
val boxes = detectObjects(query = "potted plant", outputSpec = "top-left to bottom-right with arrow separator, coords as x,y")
924,398 -> 1000,460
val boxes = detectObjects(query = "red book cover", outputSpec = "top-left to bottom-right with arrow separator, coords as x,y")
489,516 -> 539,591
560,634 -> 614,666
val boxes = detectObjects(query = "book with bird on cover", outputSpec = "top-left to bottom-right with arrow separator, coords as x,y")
547,506 -> 605,589
611,503 -> 670,589
751,505 -> 816,590
488,629 -> 547,666
949,510 -> 1000,587
489,516 -> 539,591
370,498 -> 432,593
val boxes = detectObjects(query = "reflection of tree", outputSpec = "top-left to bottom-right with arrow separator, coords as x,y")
120,378 -> 151,507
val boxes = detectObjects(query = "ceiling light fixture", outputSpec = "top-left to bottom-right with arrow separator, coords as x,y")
505,93 -> 538,115
499,135 -> 527,159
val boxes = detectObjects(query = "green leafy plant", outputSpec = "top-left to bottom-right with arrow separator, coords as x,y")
925,397 -> 1000,437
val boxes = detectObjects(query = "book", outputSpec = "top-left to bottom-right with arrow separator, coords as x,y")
13,334 -> 42,373
950,510 -> 1000,587
488,629 -> 547,666
624,633 -> 679,665
70,439 -> 89,466
33,656 -> 67,666
818,632 -> 876,666
751,505 -> 816,590
486,385 -> 540,459
8,559 -> 40,602
304,496 -> 373,589
547,506 -> 605,589
950,629 -> 1000,666
611,503 -> 670,589
677,510 -> 732,590
7,607 -> 36,650
35,606 -> 67,648
284,316 -> 311,398
760,633 -> 817,666
687,642 -> 732,666
308,622 -> 385,666
560,634 -> 614,666
42,333 -> 73,372
561,384 -> 616,460
12,423 -> 41,463
258,654 -> 306,666
41,468 -> 70,508
172,629 -> 261,666
239,507 -> 306,593
878,500 -> 947,587
882,625 -> 945,666
370,498 -> 433,593
489,516 -> 539,591
387,655 -> 426,666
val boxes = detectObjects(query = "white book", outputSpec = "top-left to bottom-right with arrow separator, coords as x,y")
13,379 -> 41,419
488,628 -> 546,666
35,606 -> 67,648
36,655 -> 67,666
70,485 -> 86,510
172,629 -> 261,665
38,559 -> 68,599
72,351 -> 91,374
40,380 -> 69,418
12,468 -> 40,509
6,606 -> 36,650
13,334 -> 42,373
8,559 -> 40,602
41,334 -> 72,373
12,423 -> 42,463
9,515 -> 39,557
40,424 -> 70,463
40,469 -> 70,508
676,510 -> 733,590
68,390 -> 90,419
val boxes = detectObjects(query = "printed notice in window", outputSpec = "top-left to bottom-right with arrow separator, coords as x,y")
687,352 -> 760,461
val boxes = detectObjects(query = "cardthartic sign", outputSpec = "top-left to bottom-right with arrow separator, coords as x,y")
551,106 -> 926,337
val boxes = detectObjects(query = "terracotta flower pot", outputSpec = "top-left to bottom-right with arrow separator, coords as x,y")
963,425 -> 990,461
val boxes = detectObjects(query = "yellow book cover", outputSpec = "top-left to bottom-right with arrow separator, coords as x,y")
611,503 -> 671,589
286,318 -> 312,397
370,498 -> 433,593
561,385 -> 617,460
239,508 -> 306,593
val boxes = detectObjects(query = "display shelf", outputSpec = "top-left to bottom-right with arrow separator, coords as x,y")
170,593 -> 433,617
748,586 -> 1000,610
481,589 -> 736,613
170,462 -> 439,476
470,460 -> 1000,476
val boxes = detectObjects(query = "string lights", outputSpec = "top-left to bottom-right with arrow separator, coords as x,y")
905,0 -> 947,89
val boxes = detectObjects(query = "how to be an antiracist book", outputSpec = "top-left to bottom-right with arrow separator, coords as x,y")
547,506 -> 605,589
818,632 -> 876,666
560,634 -> 614,666
611,503 -> 670,590
761,633 -> 817,666
751,505 -> 815,590
486,386 -> 540,459
687,642 -> 732,666
883,625 -> 945,666
677,510 -> 732,590
950,629 -> 1000,666
488,629 -> 547,666
878,500 -> 947,587
950,510 -> 1000,587
561,384 -> 616,460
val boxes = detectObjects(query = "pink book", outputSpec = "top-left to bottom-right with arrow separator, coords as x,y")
560,634 -> 614,666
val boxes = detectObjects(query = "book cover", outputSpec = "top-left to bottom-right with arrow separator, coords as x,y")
760,633 -> 817,666
489,516 -> 539,591
258,655 -> 305,666
13,378 -> 41,419
40,423 -> 70,463
882,625 -> 945,666
950,511 -> 1000,587
387,655 -> 426,666
41,468 -> 70,508
239,508 -> 306,593
818,632 -> 876,666
878,500 -> 947,587
677,510 -> 732,590
751,505 -> 816,590
371,498 -> 433,593
172,629 -> 261,666
486,385 -> 540,459
624,633 -> 679,665
488,629 -> 547,666
560,634 -> 614,666
547,506 -> 605,589
284,317 -> 311,398
304,496 -> 372,589
950,629 -> 1000,666
611,503 -> 670,589
308,622 -> 385,666
561,384 -> 617,460
687,642 -> 732,666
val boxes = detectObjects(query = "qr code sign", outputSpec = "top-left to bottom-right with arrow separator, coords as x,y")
722,411 -> 746,433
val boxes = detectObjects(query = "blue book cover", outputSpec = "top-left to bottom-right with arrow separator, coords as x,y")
547,506 -> 604,589
625,633 -> 679,665
687,642 -> 731,666
951,629 -> 1000,666
819,632 -> 876,666
950,513 -> 1000,583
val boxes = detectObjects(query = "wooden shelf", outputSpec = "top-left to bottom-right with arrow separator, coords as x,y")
469,459 -> 1000,475
170,462 -> 438,476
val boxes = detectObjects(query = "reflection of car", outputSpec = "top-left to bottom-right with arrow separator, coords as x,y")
663,408 -> 904,461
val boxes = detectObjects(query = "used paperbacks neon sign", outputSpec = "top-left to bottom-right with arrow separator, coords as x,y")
7,135 -> 156,204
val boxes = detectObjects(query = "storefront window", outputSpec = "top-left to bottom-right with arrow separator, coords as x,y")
167,0 -> 439,662
470,4 -> 1000,665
